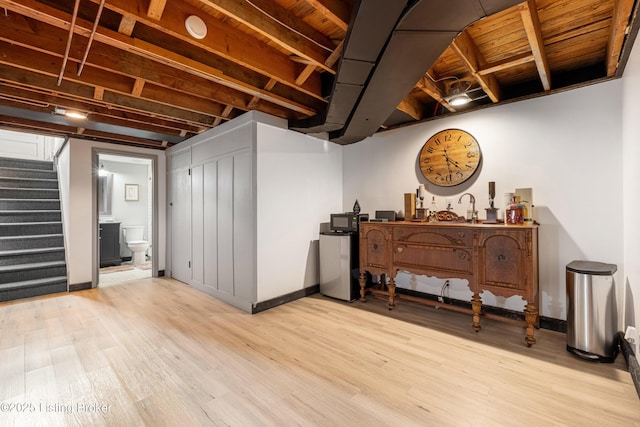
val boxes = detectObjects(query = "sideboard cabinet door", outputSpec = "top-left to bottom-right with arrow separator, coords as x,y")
359,224 -> 392,275
477,229 -> 530,297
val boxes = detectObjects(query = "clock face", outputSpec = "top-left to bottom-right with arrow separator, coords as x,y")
419,129 -> 482,187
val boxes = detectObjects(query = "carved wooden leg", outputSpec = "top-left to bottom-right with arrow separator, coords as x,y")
471,293 -> 482,332
524,303 -> 538,347
387,276 -> 396,310
359,271 -> 367,301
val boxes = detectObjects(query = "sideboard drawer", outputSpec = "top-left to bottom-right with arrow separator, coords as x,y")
393,243 -> 473,276
393,226 -> 472,247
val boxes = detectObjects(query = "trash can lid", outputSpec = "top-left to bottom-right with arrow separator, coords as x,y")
566,260 -> 617,275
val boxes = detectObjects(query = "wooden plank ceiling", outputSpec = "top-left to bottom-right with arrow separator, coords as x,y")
0,0 -> 636,149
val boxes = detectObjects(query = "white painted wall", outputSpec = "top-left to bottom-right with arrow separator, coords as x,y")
256,123 -> 343,302
0,129 -> 63,160
57,139 -> 166,287
343,81 -> 624,320
623,37 -> 640,337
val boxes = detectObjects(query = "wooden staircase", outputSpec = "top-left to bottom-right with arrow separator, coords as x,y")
0,157 -> 67,302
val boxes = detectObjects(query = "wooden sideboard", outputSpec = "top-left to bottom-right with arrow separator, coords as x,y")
358,221 -> 539,346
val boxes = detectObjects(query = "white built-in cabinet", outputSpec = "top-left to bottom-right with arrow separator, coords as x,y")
167,117 -> 256,311
166,111 -> 343,313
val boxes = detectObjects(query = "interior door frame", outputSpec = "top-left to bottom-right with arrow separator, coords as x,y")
92,148 -> 159,286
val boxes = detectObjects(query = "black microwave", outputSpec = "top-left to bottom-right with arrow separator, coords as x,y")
330,212 -> 359,232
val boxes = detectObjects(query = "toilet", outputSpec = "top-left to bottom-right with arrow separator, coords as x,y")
122,225 -> 149,266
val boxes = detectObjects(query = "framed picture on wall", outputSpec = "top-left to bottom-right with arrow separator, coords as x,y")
125,184 -> 139,201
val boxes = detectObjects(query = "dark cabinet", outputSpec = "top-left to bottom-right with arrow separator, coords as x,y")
99,222 -> 121,267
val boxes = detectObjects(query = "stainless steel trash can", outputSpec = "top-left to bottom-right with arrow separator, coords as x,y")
566,260 -> 618,362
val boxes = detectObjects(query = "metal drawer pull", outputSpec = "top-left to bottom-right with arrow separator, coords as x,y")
458,232 -> 465,237
373,243 -> 378,250
498,254 -> 506,261
397,247 -> 404,253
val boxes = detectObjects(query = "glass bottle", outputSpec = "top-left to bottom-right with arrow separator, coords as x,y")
506,196 -> 524,225
429,196 -> 437,222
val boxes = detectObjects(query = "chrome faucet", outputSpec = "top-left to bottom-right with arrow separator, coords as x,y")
458,193 -> 477,222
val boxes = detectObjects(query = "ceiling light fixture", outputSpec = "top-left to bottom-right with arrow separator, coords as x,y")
185,15 -> 207,39
53,107 -> 88,120
447,81 -> 472,106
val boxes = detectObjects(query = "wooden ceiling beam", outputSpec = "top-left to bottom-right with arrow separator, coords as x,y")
478,52 -> 535,75
296,65 -> 317,86
94,86 -> 105,100
0,83 -> 205,135
451,31 -> 502,103
520,0 -> 551,91
247,79 -> 277,110
397,94 -> 425,121
607,0 -> 635,76
303,0 -> 350,31
212,105 -> 235,127
0,41 -> 231,120
199,0 -> 337,73
131,38 -> 317,115
131,78 -> 146,97
325,40 -> 344,68
147,0 -> 168,20
1,17 -> 306,120
0,64 -> 217,128
92,0 -> 329,93
118,15 -> 137,36
0,0 -> 323,110
0,20 -> 253,115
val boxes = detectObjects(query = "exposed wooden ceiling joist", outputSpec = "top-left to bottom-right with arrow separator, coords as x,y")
0,0 -> 635,148
520,0 -> 552,91
451,30 -> 502,103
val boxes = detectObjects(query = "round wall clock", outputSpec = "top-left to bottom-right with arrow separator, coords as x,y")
419,128 -> 482,187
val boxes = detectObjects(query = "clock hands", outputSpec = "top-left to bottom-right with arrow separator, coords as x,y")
443,147 -> 466,170
442,148 -> 453,177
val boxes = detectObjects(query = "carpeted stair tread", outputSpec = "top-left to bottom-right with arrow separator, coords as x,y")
0,188 -> 60,199
0,176 -> 58,189
0,276 -> 67,292
0,210 -> 61,214
0,233 -> 64,240
0,198 -> 61,202
0,165 -> 55,172
0,246 -> 65,256
0,221 -> 62,226
0,158 -> 54,170
0,260 -> 66,273
0,187 -> 59,192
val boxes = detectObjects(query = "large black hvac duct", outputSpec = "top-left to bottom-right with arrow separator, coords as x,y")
289,0 -> 522,144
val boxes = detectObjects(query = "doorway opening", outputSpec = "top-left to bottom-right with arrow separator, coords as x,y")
95,152 -> 156,287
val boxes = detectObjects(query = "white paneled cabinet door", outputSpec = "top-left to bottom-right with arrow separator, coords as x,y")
191,165 -> 204,285
203,161 -> 218,291
170,168 -> 192,283
217,156 -> 234,296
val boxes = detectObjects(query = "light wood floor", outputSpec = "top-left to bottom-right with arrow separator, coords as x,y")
1,277 -> 638,426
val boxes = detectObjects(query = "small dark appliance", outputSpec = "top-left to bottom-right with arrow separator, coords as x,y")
330,212 -> 359,232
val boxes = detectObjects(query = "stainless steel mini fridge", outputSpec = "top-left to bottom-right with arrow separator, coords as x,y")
319,231 -> 359,301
